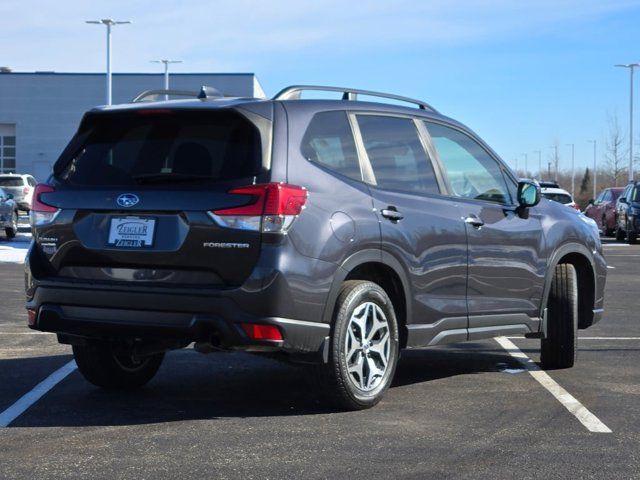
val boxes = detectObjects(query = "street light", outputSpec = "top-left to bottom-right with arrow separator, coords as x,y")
587,140 -> 597,198
533,150 -> 542,179
522,153 -> 528,176
615,63 -> 640,182
86,19 -> 132,105
151,60 -> 183,100
566,143 -> 575,197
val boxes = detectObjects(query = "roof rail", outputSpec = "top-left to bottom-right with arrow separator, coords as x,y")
132,85 -> 223,103
273,85 -> 438,113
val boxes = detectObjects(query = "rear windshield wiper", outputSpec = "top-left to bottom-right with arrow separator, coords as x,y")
132,173 -> 212,184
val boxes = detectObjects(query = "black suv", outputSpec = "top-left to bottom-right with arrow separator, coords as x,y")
25,85 -> 606,409
615,181 -> 640,243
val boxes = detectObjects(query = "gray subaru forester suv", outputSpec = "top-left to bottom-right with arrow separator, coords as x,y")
25,85 -> 606,409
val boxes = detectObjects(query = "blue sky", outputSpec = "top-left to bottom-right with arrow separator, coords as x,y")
2,0 -> 640,172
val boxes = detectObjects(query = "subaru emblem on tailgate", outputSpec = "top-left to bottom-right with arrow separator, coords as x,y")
117,193 -> 139,208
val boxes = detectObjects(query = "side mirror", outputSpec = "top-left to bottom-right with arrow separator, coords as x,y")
588,198 -> 595,205
517,180 -> 541,208
5,193 -> 13,200
619,197 -> 627,204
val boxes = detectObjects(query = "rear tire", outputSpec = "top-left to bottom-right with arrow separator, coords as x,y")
540,264 -> 578,369
73,344 -> 164,390
602,216 -> 614,237
628,221 -> 637,244
312,280 -> 399,410
4,210 -> 17,239
615,226 -> 626,241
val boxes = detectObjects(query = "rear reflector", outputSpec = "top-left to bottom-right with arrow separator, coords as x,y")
27,308 -> 37,327
240,323 -> 283,341
210,182 -> 307,233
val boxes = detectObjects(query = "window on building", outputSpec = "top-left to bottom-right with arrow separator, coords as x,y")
0,127 -> 16,174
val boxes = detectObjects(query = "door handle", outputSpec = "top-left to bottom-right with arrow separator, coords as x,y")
464,215 -> 484,228
381,207 -> 404,221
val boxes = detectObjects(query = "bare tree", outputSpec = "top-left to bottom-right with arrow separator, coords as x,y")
604,113 -> 628,186
549,139 -> 561,181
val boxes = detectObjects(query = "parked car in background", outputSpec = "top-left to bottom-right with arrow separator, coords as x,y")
0,187 -> 18,239
584,187 -> 624,236
0,174 -> 37,212
615,181 -> 640,243
540,185 -> 579,211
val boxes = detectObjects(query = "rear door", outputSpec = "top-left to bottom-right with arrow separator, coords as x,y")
35,108 -> 271,288
424,121 -> 546,336
353,114 -> 469,347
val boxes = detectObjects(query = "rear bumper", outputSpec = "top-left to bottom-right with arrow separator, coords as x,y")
27,285 -> 330,356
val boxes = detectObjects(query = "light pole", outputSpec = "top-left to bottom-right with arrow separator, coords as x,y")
522,153 -> 528,176
533,150 -> 542,179
588,140 -> 597,198
615,63 -> 640,182
86,19 -> 132,105
549,145 -> 559,181
566,143 -> 575,197
151,59 -> 182,100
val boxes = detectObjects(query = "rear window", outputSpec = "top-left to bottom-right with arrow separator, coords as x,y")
54,110 -> 262,186
543,192 -> 572,204
0,177 -> 23,187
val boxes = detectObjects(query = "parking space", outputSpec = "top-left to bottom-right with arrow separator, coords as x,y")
1,243 -> 640,478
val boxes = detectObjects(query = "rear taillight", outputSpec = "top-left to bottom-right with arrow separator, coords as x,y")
208,182 -> 307,233
30,184 -> 60,226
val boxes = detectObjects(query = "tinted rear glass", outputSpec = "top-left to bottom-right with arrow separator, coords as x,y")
54,110 -> 262,186
543,192 -> 572,204
0,177 -> 23,187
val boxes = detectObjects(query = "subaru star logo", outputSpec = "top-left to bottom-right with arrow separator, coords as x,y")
116,193 -> 139,208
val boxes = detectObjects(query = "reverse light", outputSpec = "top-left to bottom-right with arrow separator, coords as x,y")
209,182 -> 307,233
27,308 -> 37,327
240,323 -> 283,341
30,184 -> 60,227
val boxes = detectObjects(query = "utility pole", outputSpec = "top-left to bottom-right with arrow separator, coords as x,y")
151,59 -> 182,100
566,143 -> 575,197
588,140 -> 597,198
86,19 -> 132,105
615,63 -> 640,182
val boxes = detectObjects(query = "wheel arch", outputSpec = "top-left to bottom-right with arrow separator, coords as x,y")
322,249 -> 412,348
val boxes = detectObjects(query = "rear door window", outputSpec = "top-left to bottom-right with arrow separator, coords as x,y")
54,110 -> 262,186
301,111 -> 361,181
356,115 -> 439,195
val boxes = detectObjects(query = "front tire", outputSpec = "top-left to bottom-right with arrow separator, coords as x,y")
615,226 -> 626,241
627,221 -> 637,244
313,280 -> 399,410
541,264 -> 578,369
73,344 -> 164,390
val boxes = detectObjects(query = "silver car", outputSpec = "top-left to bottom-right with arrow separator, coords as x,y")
0,174 -> 37,212
0,187 -> 18,239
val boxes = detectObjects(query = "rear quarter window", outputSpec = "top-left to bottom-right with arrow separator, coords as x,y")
300,111 -> 362,181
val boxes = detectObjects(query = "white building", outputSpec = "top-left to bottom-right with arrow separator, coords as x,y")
0,72 -> 265,181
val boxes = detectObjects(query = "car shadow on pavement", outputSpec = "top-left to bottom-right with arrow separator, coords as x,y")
5,343 -> 523,428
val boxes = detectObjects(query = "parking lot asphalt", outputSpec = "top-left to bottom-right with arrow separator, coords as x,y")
0,236 -> 639,479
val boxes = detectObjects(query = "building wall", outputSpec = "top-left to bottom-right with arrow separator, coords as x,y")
0,73 -> 264,181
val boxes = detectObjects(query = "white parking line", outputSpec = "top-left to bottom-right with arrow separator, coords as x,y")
495,337 -> 612,433
0,332 -> 54,335
0,360 -> 77,428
